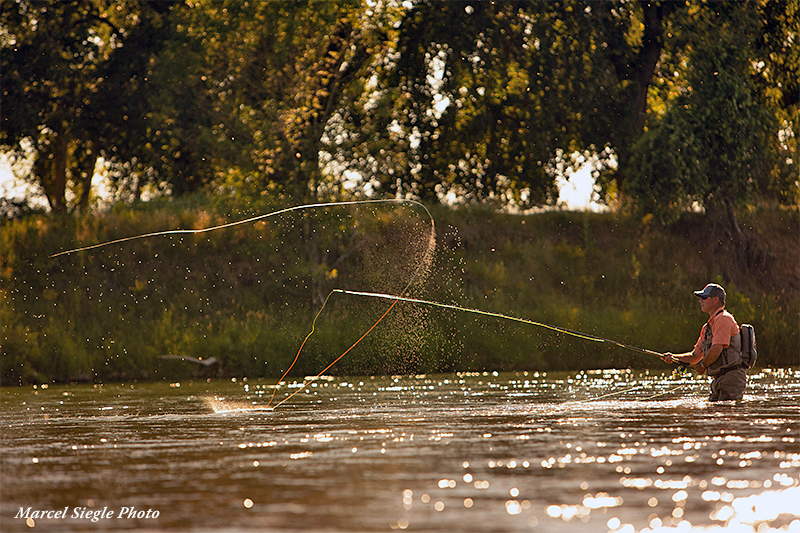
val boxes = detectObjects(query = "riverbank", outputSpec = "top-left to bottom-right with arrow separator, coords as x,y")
2,197 -> 797,385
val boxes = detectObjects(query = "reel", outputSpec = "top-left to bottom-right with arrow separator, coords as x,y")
671,364 -> 692,379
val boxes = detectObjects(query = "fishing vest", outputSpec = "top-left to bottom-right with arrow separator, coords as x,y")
701,310 -> 743,377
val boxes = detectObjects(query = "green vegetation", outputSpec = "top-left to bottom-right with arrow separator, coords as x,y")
2,2 -> 797,384
3,1 -> 796,225
3,198 -> 797,385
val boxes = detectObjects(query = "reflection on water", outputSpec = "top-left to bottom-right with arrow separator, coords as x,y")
1,369 -> 798,532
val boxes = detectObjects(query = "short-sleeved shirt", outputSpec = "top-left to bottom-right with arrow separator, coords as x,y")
694,308 -> 740,353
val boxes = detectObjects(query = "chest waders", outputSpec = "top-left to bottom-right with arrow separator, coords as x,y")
702,311 -> 744,377
701,309 -> 747,401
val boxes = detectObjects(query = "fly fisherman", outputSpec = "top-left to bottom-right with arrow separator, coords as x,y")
661,283 -> 746,401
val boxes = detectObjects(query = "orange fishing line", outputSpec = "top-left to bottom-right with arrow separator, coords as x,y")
270,299 -> 399,409
48,199 -> 436,411
265,337 -> 309,408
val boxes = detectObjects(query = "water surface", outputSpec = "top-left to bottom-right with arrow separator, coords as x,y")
2,369 -> 798,532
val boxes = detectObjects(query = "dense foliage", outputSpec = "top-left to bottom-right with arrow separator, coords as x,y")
2,0 -> 797,219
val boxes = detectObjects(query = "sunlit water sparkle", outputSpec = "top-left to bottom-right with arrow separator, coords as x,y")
1,369 -> 797,532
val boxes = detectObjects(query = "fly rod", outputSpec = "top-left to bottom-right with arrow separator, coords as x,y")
333,289 -> 664,358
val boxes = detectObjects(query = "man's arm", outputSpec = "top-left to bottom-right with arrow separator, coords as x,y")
695,344 -> 724,375
661,344 -> 724,375
661,347 -> 703,365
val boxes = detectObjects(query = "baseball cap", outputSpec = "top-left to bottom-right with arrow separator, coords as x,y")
694,283 -> 726,300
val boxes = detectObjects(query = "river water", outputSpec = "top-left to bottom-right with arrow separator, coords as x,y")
1,369 -> 798,532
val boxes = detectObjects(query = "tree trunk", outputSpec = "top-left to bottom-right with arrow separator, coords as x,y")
634,2 -> 670,134
43,133 -> 69,213
75,149 -> 99,212
723,197 -> 747,243
611,1 -> 677,190
710,197 -> 771,286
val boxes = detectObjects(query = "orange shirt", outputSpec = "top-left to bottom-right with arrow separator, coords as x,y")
694,308 -> 740,352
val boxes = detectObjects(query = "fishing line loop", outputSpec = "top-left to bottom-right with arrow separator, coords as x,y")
50,198 -> 434,258
51,197 -> 677,408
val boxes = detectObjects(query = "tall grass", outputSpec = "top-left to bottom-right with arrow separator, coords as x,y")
2,197 -> 797,385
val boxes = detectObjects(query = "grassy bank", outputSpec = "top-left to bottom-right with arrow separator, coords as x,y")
2,197 -> 798,385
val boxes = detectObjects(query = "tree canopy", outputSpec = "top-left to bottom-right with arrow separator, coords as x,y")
1,0 -> 184,211
2,0 -> 797,219
628,3 -> 783,225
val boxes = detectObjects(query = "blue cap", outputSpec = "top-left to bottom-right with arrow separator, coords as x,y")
694,283 -> 726,300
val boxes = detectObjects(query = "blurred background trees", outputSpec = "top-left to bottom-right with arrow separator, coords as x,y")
2,0 -> 797,220
627,2 -> 792,227
1,1 -> 184,211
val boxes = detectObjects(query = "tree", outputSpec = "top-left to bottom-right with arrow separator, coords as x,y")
627,3 -> 781,235
3,0 -> 794,216
373,1 -> 587,206
339,0 -> 685,209
754,0 -> 799,206
1,0 -> 182,212
188,0 -> 393,201
581,0 -> 683,197
99,2 -> 233,200
392,2 -> 568,205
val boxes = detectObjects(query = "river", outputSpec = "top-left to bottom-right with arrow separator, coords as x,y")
1,369 -> 798,532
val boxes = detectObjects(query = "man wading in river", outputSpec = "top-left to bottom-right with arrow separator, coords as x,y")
661,283 -> 746,401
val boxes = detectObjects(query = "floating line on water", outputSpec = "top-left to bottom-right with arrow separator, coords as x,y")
332,289 -> 663,358
638,384 -> 688,401
534,384 -> 648,415
578,384 -> 648,402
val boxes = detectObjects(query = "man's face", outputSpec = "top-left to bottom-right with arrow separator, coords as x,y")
700,295 -> 719,313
